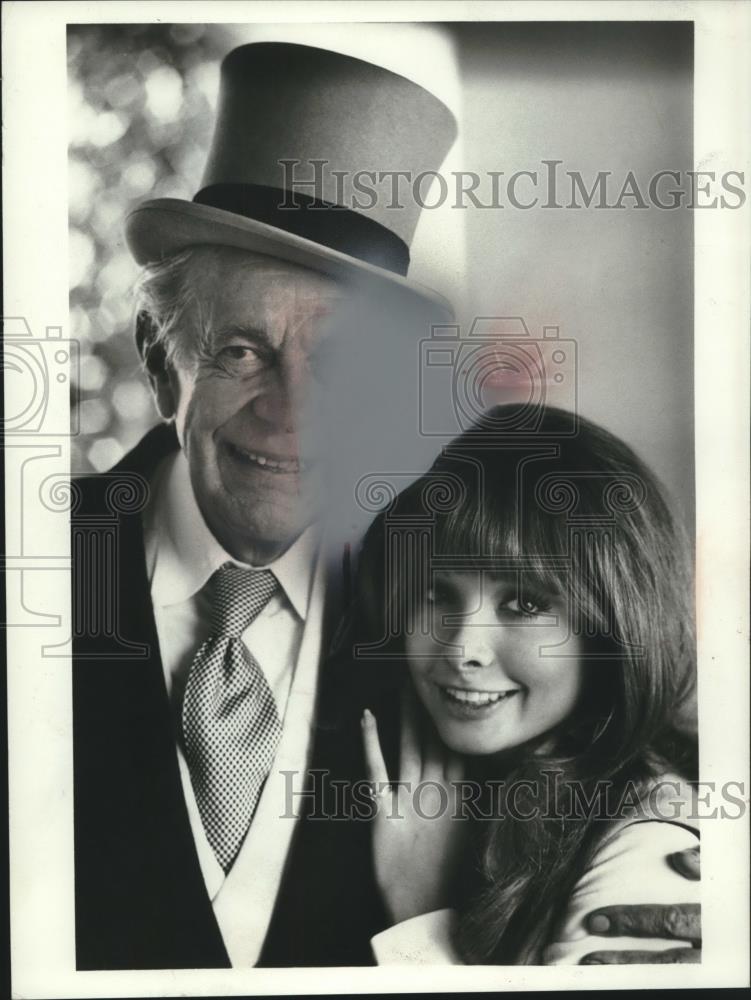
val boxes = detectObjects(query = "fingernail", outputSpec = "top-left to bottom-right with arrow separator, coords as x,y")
668,849 -> 701,880
588,914 -> 610,934
362,708 -> 372,725
581,956 -> 604,965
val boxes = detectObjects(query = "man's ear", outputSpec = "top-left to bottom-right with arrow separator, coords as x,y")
136,310 -> 178,420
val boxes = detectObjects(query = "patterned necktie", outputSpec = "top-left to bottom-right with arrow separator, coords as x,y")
182,562 -> 281,871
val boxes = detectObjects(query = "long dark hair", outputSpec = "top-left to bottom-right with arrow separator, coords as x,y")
353,405 -> 697,963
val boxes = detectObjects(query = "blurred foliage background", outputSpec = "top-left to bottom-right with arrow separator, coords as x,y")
68,23 -> 238,472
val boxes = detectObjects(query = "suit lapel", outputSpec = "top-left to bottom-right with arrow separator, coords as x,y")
73,424 -> 230,969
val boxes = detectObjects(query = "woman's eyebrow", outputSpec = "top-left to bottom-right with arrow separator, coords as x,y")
429,571 -> 463,594
485,571 -> 518,585
486,570 -> 560,593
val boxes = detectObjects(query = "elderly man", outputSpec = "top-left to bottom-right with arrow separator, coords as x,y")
72,41 -> 700,971
72,41 -> 459,970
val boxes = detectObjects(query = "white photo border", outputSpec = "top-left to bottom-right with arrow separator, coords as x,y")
4,1 -> 749,995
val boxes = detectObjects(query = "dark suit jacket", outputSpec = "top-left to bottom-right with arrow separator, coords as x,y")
72,424 -> 388,969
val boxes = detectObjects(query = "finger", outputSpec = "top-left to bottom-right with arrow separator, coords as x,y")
668,845 -> 701,881
399,683 -> 422,786
361,709 -> 389,787
581,947 -> 700,965
586,903 -> 701,944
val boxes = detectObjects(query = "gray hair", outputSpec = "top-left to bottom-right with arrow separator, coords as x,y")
133,243 -> 273,367
133,245 -> 219,368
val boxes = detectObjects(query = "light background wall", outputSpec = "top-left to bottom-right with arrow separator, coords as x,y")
451,22 -> 694,534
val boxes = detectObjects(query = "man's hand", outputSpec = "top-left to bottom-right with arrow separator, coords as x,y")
668,844 -> 701,881
581,845 -> 701,964
361,687 -> 467,926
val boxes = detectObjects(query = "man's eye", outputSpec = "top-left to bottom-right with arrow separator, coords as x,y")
216,344 -> 265,373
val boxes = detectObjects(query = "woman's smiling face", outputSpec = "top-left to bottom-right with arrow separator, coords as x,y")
405,570 -> 584,756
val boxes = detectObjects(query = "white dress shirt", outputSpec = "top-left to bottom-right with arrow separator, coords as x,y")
142,448 -> 325,965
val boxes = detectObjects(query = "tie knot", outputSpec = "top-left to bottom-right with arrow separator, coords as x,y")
209,563 -> 278,638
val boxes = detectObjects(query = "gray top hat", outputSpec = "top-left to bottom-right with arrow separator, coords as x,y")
126,42 -> 458,313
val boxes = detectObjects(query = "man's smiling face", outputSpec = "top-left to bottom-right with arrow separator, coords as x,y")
153,247 -> 343,565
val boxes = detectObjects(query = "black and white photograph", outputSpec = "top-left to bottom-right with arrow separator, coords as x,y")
3,2 -> 749,996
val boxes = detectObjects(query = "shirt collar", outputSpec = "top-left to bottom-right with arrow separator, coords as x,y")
150,449 -> 318,621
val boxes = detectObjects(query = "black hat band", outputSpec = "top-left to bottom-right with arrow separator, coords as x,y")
194,183 -> 411,276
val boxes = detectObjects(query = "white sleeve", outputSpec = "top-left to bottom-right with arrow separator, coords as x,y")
370,909 -> 464,964
543,820 -> 701,965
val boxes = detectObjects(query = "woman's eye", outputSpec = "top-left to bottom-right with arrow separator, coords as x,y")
503,595 -> 551,618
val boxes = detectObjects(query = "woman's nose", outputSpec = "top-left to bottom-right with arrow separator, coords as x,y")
455,621 -> 497,669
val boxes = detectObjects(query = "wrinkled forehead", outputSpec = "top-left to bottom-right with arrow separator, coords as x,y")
192,245 -> 346,334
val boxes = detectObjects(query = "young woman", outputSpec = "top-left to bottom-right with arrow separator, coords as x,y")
353,405 -> 699,964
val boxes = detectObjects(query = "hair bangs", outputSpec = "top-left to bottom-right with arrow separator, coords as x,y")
427,474 -> 571,599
